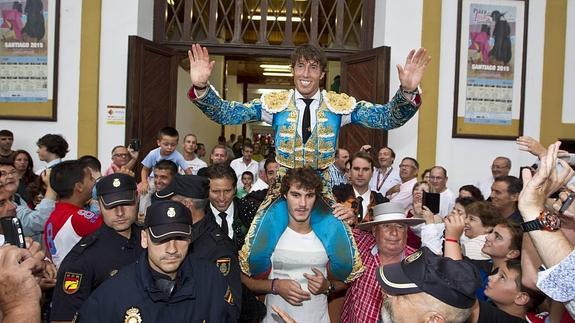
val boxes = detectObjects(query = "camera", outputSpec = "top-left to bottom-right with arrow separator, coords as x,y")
129,138 -> 141,152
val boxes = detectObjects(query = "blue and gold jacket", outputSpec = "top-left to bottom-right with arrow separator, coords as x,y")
189,87 -> 420,170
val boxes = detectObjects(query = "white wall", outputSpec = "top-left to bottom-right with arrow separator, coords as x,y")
4,0 -> 82,172
97,0 -> 153,171
374,0 -> 423,160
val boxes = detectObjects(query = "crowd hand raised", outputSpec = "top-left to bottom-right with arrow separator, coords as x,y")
332,203 -> 356,226
39,261 -> 57,290
303,268 -> 329,295
420,206 -> 436,224
188,44 -> 215,88
552,184 -> 575,224
397,48 -> 431,92
519,141 -> 575,217
444,213 -> 465,239
516,136 -> 547,159
275,279 -> 311,306
0,245 -> 42,313
24,238 -> 46,276
271,305 -> 296,323
118,166 -> 135,177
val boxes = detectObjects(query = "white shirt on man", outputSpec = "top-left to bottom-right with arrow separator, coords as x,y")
185,157 -> 207,175
230,157 -> 258,188
211,202 -> 234,240
250,177 -> 269,192
264,227 -> 330,323
390,177 -> 417,210
369,167 -> 401,196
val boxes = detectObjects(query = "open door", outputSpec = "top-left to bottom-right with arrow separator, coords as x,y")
339,46 -> 390,157
126,36 -> 179,180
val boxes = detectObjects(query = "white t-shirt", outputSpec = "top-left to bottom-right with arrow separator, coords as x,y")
185,157 -> 207,175
264,227 -> 330,323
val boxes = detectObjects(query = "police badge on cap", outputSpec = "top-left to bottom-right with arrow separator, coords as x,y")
96,173 -> 137,209
144,201 -> 192,243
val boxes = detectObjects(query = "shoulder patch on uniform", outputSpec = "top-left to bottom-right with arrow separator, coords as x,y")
216,257 -> 231,276
323,90 -> 356,114
63,272 -> 82,294
124,307 -> 142,323
224,286 -> 234,305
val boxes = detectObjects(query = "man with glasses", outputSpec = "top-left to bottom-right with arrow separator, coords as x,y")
388,157 -> 419,209
429,166 -> 455,217
103,145 -> 138,176
476,156 -> 511,198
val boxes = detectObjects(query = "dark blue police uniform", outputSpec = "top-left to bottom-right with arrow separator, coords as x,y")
51,224 -> 143,321
75,251 -> 235,322
188,214 -> 242,320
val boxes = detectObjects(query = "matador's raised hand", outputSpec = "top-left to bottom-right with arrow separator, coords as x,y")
188,43 -> 215,89
397,48 -> 431,92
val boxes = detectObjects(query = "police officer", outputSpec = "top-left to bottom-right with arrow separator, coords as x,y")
76,199 -> 235,322
51,173 -> 143,322
154,174 -> 244,320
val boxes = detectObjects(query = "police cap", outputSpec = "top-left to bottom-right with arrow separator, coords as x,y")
144,200 -> 192,243
96,173 -> 137,209
376,247 -> 481,309
154,174 -> 209,202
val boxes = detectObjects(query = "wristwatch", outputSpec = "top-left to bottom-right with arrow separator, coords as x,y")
520,209 -> 561,232
324,280 -> 335,296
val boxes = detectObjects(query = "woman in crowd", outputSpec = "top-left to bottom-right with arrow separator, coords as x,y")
13,149 -> 38,206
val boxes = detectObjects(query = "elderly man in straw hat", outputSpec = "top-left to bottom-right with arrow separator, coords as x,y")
341,202 -> 425,323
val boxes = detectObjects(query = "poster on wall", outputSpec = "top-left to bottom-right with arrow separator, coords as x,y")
453,0 -> 527,139
0,0 -> 58,120
0,0 -> 49,102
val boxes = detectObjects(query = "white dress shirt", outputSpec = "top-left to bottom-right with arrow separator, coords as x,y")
210,202 -> 234,240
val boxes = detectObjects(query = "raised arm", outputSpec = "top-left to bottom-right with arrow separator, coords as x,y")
350,48 -> 430,129
188,44 -> 215,93
397,48 -> 431,92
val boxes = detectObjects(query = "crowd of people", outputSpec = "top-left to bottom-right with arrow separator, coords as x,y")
0,42 -> 574,323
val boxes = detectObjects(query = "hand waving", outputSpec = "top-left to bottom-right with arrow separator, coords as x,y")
188,44 -> 215,88
397,48 -> 431,92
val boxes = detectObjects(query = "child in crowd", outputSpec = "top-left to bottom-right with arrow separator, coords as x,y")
139,127 -> 192,193
462,201 -> 506,260
236,171 -> 253,198
471,259 -> 545,322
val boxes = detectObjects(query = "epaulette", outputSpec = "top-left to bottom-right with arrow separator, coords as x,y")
69,232 -> 99,255
322,90 -> 356,114
261,89 -> 293,113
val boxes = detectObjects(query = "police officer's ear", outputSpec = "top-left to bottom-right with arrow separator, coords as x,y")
424,312 -> 445,323
141,230 -> 149,249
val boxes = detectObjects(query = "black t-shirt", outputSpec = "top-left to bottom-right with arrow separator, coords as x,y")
477,300 -> 527,323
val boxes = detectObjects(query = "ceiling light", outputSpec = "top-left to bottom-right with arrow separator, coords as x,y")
260,64 -> 291,70
263,68 -> 293,73
263,72 -> 293,77
251,15 -> 302,22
